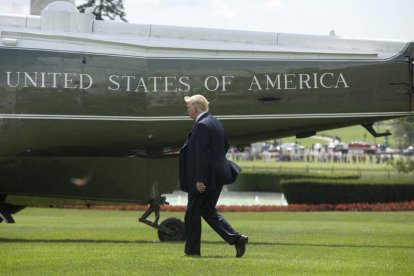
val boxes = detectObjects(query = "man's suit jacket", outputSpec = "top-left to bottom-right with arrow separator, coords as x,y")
179,113 -> 241,194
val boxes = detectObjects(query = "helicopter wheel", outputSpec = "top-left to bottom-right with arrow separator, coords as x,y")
157,217 -> 186,242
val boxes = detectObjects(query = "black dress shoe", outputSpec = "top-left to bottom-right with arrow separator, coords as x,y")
235,235 -> 248,258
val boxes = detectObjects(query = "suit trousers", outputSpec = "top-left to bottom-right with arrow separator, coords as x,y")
184,185 -> 240,255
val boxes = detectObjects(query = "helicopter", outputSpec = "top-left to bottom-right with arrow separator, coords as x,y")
0,1 -> 412,241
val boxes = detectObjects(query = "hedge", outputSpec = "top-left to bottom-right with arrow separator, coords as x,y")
227,171 -> 359,192
280,178 -> 414,204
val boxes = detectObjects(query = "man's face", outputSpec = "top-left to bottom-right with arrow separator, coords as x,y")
186,102 -> 197,120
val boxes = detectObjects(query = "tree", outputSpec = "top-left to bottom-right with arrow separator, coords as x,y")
391,157 -> 414,173
393,116 -> 414,148
77,0 -> 127,22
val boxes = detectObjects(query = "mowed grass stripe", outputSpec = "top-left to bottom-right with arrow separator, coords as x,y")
1,208 -> 413,275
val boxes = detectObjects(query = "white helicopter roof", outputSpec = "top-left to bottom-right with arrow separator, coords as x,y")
0,1 -> 409,59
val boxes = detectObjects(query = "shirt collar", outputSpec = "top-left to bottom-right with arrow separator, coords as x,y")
196,112 -> 207,123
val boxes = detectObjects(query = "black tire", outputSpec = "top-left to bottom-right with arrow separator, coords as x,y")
157,217 -> 186,242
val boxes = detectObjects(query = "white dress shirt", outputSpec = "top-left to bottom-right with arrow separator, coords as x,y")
196,112 -> 207,123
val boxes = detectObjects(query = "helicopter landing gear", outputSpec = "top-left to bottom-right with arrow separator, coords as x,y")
138,196 -> 185,242
157,217 -> 186,241
0,195 -> 26,224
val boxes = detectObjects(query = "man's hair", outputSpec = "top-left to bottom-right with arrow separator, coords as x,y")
184,95 -> 210,112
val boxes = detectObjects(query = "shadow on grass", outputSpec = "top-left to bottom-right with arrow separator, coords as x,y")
206,241 -> 414,250
1,238 -> 413,250
0,238 -> 161,244
184,255 -> 231,259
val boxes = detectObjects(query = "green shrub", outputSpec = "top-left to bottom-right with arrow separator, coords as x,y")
280,178 -> 414,204
392,158 -> 414,173
228,172 -> 359,192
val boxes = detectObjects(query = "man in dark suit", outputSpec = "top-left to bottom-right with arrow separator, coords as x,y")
179,94 -> 248,258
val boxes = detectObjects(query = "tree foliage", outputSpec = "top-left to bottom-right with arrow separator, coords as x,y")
77,0 -> 127,22
393,116 -> 414,148
391,157 -> 414,173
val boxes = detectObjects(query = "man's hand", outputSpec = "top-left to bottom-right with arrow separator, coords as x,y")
196,182 -> 206,193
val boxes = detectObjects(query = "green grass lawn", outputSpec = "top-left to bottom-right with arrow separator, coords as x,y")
236,160 -> 414,179
238,160 -> 391,170
1,208 -> 413,275
278,123 -> 396,148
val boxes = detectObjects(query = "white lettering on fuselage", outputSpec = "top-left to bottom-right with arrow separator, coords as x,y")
248,72 -> 349,91
6,72 -> 93,90
4,71 -> 349,92
108,75 -> 191,92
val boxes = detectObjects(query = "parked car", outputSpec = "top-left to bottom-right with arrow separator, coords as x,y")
333,142 -> 348,154
278,143 -> 305,153
403,146 -> 414,156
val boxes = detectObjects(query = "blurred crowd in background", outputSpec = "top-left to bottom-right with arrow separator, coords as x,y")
228,138 -> 414,164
